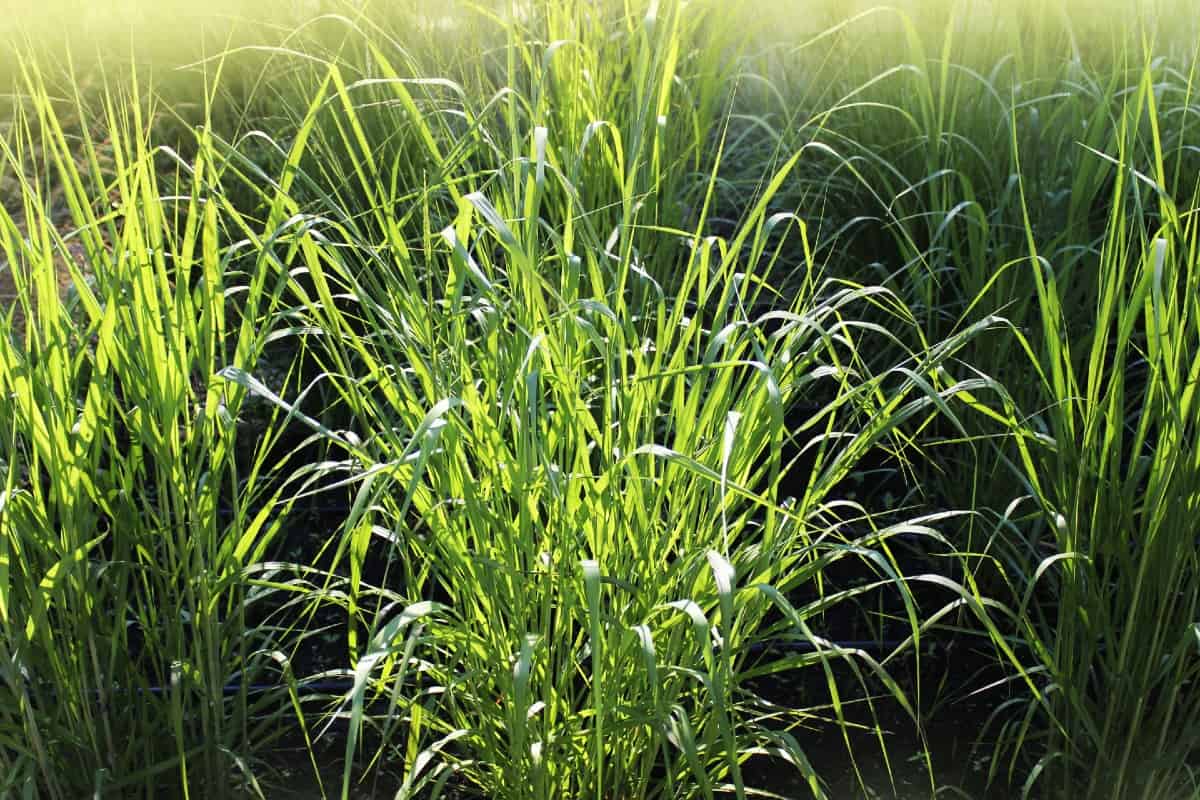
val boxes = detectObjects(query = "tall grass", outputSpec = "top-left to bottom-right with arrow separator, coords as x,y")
984,55 -> 1200,799
0,61 -> 314,797
0,4 -> 1004,796
717,5 -> 1200,796
217,5 -> 1010,796
745,7 -> 1200,797
251,170 -> 976,797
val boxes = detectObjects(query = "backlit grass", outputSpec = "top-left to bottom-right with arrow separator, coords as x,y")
1,2 -> 1198,798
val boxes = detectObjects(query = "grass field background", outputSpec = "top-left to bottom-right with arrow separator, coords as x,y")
2,2 -> 1198,798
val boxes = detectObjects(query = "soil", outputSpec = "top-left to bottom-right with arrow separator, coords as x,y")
747,645 -> 1015,799
0,207 -> 96,337
250,659 -> 1013,799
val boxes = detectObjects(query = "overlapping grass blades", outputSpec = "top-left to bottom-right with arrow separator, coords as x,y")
3,0 -> 1198,797
217,7 -> 1016,794
720,6 -> 1200,796
0,61 -> 314,797
984,55 -> 1200,800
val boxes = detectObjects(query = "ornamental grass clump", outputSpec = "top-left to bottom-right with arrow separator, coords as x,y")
218,6 -> 1018,797
0,62 -> 317,798
980,55 -> 1200,800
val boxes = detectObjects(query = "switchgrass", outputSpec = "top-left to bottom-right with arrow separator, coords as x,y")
250,157 -> 983,797
214,4 -> 1008,796
0,61 -> 316,797
742,7 -> 1200,797
713,4 -> 1200,796
982,55 -> 1200,799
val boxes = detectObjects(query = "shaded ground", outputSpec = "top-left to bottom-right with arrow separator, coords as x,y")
744,640 -> 1013,800
248,644 -> 1012,799
255,708 -> 1002,799
0,207 -> 94,336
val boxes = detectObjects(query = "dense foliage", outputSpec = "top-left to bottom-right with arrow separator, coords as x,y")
1,1 -> 1197,797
